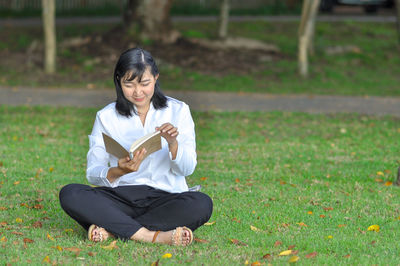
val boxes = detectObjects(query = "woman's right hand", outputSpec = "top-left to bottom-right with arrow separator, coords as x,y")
118,148 -> 147,174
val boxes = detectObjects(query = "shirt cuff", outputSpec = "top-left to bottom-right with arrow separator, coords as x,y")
102,167 -> 119,187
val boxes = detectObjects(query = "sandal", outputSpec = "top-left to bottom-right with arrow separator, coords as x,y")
152,226 -> 193,246
88,224 -> 107,242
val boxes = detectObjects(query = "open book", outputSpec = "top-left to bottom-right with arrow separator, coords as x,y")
102,131 -> 161,160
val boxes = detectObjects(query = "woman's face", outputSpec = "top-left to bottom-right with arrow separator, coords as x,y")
121,67 -> 158,111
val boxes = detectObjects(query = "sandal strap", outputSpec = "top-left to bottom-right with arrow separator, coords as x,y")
152,231 -> 161,243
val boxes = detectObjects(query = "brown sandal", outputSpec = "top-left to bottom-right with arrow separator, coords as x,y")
171,226 -> 193,246
88,224 -> 109,242
152,227 -> 193,246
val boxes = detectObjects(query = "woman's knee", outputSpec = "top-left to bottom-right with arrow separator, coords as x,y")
59,183 -> 87,210
186,192 -> 213,221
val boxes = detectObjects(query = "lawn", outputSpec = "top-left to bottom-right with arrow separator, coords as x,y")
0,20 -> 399,96
1,105 -> 400,264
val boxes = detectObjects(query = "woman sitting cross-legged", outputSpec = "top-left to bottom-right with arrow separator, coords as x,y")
59,47 -> 213,246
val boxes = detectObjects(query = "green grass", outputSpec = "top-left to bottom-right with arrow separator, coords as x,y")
1,105 -> 400,264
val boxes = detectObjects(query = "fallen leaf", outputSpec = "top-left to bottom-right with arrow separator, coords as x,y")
194,238 -> 209,243
338,224 -> 347,228
0,207 -> 7,211
323,207 -> 333,211
0,221 -> 8,227
235,178 -> 240,183
288,256 -> 299,263
204,221 -> 215,226
1,236 -> 7,242
375,178 -> 383,183
33,204 -> 43,209
11,231 -> 23,235
327,235 -> 333,239
307,211 -> 313,215
101,240 -> 118,250
377,171 -> 384,176
13,181 -> 20,185
200,177 -> 207,181
88,252 -> 96,257
23,238 -> 34,244
292,250 -> 299,255
151,259 -> 159,266
52,245 -> 63,251
47,233 -> 54,241
384,181 -> 392,186
262,254 -> 272,260
297,222 -> 308,227
251,262 -> 261,266
65,247 -> 82,256
274,240 -> 282,247
319,215 -> 326,218
20,203 -> 29,208
230,238 -> 248,246
232,217 -> 241,223
64,228 -> 73,233
367,224 -> 380,232
161,253 -> 172,259
35,168 -> 44,178
288,245 -> 296,249
32,221 -> 42,228
344,254 -> 351,258
370,240 -> 376,245
49,167 -> 54,172
15,218 -> 23,223
279,250 -> 292,256
305,252 -> 317,258
42,256 -> 51,263
250,225 -> 262,232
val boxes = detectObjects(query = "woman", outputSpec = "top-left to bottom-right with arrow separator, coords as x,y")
59,47 -> 213,246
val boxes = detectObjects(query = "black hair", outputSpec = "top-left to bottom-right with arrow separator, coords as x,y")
114,47 -> 167,117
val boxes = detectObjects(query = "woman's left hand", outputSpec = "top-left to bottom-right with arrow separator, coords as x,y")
156,123 -> 179,146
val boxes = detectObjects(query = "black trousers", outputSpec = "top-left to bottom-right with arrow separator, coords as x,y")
59,184 -> 213,240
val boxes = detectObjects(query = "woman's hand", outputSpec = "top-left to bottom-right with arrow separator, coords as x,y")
118,148 -> 147,173
106,148 -> 146,183
156,123 -> 179,159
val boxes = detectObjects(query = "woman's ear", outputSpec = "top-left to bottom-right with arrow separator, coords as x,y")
155,74 -> 159,81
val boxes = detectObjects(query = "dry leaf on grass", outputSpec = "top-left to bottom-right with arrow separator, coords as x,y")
65,247 -> 82,256
368,224 -> 380,232
230,238 -> 248,246
274,240 -> 282,247
101,240 -> 118,250
194,238 -> 209,243
288,255 -> 299,263
161,253 -> 172,259
204,221 -> 216,226
305,252 -> 317,258
250,225 -> 262,232
279,250 -> 292,256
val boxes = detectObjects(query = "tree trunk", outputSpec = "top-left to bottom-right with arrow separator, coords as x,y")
396,0 -> 400,43
298,0 -> 320,78
218,0 -> 230,40
125,0 -> 179,44
42,0 -> 56,74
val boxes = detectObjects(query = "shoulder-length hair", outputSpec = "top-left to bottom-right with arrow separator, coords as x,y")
114,47 -> 167,117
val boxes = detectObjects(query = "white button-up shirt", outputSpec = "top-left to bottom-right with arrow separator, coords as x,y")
86,97 -> 197,193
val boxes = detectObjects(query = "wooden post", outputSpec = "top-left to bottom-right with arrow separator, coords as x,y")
42,0 -> 56,74
218,0 -> 230,40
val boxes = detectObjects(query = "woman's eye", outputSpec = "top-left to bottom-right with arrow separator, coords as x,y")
142,83 -> 150,86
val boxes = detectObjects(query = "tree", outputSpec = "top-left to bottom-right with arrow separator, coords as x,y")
218,0 -> 230,40
298,0 -> 320,78
396,0 -> 400,43
42,0 -> 56,74
123,0 -> 179,44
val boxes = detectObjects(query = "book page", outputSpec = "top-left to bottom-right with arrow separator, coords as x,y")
129,131 -> 161,160
102,133 -> 129,159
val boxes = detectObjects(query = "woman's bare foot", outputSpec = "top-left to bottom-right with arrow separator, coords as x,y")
131,227 -> 193,246
88,225 -> 113,242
